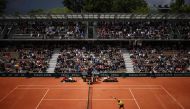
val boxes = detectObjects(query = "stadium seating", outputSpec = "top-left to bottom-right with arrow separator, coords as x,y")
0,47 -> 53,73
0,20 -> 190,39
54,46 -> 126,73
0,44 -> 189,73
0,14 -> 190,74
129,45 -> 190,73
96,21 -> 182,39
10,21 -> 86,39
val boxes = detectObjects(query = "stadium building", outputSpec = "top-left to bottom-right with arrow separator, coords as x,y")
0,13 -> 189,76
0,13 -> 190,109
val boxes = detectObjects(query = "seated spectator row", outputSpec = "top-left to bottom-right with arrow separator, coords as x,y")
55,46 -> 126,73
0,25 -> 5,36
0,44 -> 189,73
174,22 -> 190,39
0,21 -> 190,39
0,25 -> 3,33
97,21 -> 172,39
11,21 -> 86,39
0,47 -> 53,73
129,45 -> 190,73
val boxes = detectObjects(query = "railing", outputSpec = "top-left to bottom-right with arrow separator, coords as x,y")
0,73 -> 190,77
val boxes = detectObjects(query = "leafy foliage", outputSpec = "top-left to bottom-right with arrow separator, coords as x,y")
91,0 -> 113,12
112,0 -> 148,13
181,5 -> 190,13
63,0 -> 149,13
48,7 -> 73,14
28,9 -> 45,15
132,6 -> 150,13
0,0 -> 7,14
63,0 -> 83,12
170,0 -> 190,13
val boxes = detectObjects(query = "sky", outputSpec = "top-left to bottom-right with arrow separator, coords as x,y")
146,0 -> 173,6
4,0 -> 190,14
5,0 -> 63,14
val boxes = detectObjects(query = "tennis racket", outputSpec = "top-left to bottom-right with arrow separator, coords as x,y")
111,96 -> 117,99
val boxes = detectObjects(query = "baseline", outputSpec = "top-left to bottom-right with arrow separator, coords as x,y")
129,88 -> 141,109
160,85 -> 185,109
35,89 -> 49,109
0,86 -> 18,102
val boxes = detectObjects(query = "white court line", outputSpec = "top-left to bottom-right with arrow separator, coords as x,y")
131,88 -> 161,90
155,94 -> 168,109
160,85 -> 185,109
16,88 -> 162,90
16,88 -> 49,90
18,85 -> 161,86
35,89 -> 49,109
0,86 -> 18,102
17,88 -> 88,90
43,98 -> 135,101
17,88 -> 128,90
18,85 -> 67,86
129,88 -> 141,109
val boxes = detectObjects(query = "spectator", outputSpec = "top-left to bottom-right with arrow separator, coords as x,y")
55,45 -> 126,73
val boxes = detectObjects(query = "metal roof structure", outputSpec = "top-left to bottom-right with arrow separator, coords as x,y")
0,13 -> 190,20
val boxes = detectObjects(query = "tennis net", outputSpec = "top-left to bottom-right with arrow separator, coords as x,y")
87,83 -> 91,109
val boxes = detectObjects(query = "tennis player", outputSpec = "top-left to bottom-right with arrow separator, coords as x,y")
113,97 -> 125,109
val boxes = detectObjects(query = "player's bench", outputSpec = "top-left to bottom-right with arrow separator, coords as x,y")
103,77 -> 118,82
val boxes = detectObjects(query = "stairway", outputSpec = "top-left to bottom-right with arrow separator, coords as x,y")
122,49 -> 134,73
47,49 -> 60,73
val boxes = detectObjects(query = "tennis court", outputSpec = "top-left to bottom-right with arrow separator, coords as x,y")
0,77 -> 190,109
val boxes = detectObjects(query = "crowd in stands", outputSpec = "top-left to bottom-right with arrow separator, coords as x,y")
0,20 -> 190,39
96,21 -> 190,39
0,47 -> 53,73
0,26 -> 3,33
11,21 -> 86,39
129,45 -> 190,73
175,22 -> 190,39
55,46 -> 126,73
0,25 -> 4,35
0,43 -> 190,74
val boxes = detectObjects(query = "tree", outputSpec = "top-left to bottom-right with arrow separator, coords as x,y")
170,0 -> 186,13
132,6 -> 149,13
112,0 -> 126,12
170,0 -> 190,13
84,0 -> 148,13
92,0 -> 113,12
83,0 -> 94,12
63,0 -> 149,13
28,9 -> 45,15
0,0 -> 7,14
112,0 -> 148,13
63,0 -> 83,12
180,4 -> 190,13
48,7 -> 73,14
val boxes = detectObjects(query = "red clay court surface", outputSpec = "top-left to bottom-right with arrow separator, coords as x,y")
0,77 -> 190,109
